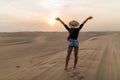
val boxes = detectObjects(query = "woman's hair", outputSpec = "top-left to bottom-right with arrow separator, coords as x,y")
67,29 -> 74,41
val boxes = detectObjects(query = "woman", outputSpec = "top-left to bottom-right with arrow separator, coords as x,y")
56,16 -> 93,70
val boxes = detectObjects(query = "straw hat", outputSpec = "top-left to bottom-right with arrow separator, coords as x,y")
69,20 -> 79,28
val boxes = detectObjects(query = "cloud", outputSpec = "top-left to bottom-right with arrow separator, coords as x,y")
0,0 -> 120,31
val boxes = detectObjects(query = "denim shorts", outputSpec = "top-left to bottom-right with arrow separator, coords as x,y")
69,39 -> 79,47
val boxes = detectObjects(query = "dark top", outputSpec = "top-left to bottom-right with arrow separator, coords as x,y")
64,24 -> 83,40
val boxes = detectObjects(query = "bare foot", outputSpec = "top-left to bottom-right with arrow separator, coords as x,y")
73,66 -> 76,69
64,67 -> 68,70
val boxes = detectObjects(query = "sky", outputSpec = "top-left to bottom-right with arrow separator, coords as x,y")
0,0 -> 120,32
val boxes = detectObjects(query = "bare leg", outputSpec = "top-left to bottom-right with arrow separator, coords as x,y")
64,46 -> 73,70
73,46 -> 79,69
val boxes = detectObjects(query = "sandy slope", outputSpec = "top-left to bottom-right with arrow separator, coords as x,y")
0,32 -> 120,80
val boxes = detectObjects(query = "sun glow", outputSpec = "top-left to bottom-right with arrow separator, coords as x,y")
48,18 -> 56,25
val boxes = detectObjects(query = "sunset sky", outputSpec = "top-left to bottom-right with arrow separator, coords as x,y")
0,0 -> 120,32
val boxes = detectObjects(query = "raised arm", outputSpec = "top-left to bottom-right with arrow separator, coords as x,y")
78,16 -> 93,30
56,17 -> 70,31
56,17 -> 66,25
82,16 -> 93,25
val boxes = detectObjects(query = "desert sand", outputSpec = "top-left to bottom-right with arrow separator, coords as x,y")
0,32 -> 120,80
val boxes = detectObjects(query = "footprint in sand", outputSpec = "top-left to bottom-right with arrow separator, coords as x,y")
77,75 -> 85,80
67,69 -> 85,80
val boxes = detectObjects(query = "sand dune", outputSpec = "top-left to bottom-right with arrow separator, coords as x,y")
0,32 -> 120,80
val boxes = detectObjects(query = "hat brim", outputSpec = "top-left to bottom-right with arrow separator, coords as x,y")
69,20 -> 79,28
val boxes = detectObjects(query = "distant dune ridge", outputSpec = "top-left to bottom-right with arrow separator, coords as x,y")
0,32 -> 120,80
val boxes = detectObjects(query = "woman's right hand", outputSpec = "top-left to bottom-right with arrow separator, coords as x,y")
87,16 -> 93,20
